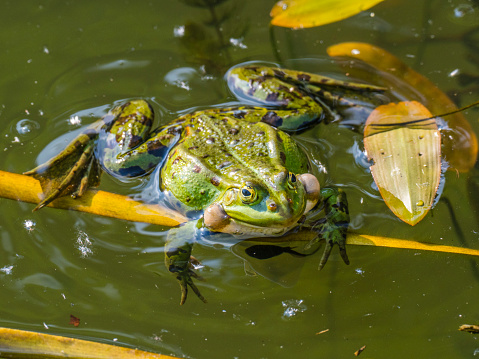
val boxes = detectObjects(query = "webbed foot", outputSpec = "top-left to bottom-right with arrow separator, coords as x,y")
317,220 -> 350,270
171,266 -> 207,305
24,130 -> 100,211
165,221 -> 206,305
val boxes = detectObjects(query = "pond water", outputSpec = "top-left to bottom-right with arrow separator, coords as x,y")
1,0 -> 479,358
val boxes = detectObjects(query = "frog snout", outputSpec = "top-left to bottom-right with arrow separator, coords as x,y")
297,173 -> 320,213
204,203 -> 231,231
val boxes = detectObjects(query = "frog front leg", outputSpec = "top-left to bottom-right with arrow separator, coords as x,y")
306,187 -> 350,269
165,221 -> 207,305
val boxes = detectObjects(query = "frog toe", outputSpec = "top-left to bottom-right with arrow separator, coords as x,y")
318,241 -> 333,270
176,270 -> 207,305
26,140 -> 100,210
338,242 -> 350,266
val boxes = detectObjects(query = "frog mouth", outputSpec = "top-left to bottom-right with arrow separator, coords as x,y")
203,203 -> 297,236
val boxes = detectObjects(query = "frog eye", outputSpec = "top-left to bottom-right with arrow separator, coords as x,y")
240,185 -> 257,204
287,172 -> 297,189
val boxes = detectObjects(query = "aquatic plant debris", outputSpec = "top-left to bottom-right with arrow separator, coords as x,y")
270,0 -> 385,28
364,101 -> 441,225
69,315 -> 80,327
459,324 -> 479,334
0,327 -> 180,358
354,345 -> 367,356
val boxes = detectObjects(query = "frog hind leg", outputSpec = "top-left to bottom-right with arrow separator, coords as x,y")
165,221 -> 207,305
310,187 -> 350,269
24,128 -> 101,211
227,65 -> 385,130
227,65 -> 330,129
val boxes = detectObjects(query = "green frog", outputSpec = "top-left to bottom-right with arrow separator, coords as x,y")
25,65 -> 384,304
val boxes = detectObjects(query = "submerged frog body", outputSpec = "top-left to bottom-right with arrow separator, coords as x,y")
25,65 -> 384,304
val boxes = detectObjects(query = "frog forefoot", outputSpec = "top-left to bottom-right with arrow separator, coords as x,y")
24,132 -> 100,211
173,267 -> 207,305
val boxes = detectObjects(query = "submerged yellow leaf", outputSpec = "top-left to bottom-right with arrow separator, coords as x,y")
364,101 -> 441,225
270,0 -> 385,29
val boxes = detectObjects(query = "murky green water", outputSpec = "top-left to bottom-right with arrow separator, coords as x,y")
1,0 -> 479,358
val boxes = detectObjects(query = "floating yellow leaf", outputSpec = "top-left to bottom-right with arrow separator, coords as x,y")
0,327 -> 179,358
364,101 -> 441,225
327,42 -> 478,172
270,0 -> 385,29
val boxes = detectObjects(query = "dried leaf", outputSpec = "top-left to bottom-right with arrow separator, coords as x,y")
327,42 -> 478,172
270,0 -> 384,29
459,324 -> 479,334
354,345 -> 366,356
364,101 -> 441,225
69,314 -> 80,327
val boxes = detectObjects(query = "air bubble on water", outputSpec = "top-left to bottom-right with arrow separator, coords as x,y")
165,67 -> 198,91
454,4 -> 474,18
230,37 -> 247,49
0,265 -> 14,275
282,299 -> 307,319
68,115 -> 82,126
23,219 -> 36,232
77,230 -> 93,258
173,25 -> 185,37
16,119 -> 40,138
355,268 -> 365,276
449,68 -> 460,77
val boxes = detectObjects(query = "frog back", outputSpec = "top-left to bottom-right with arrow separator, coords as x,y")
160,112 -> 310,211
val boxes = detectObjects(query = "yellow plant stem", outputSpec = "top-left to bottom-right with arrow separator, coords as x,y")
1,169 -> 479,258
0,327 -> 178,359
0,170 -> 186,227
347,233 -> 479,257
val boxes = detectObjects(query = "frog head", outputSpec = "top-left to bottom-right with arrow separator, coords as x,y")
203,172 -> 320,236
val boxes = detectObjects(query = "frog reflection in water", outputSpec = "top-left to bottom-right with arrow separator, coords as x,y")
25,65 -> 385,304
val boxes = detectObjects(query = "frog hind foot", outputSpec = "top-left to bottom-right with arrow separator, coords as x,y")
312,187 -> 350,269
317,220 -> 350,270
23,133 -> 101,211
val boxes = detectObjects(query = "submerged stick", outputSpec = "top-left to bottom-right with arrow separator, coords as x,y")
1,169 -> 478,257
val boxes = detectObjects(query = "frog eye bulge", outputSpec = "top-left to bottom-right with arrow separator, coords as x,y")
240,185 -> 257,204
287,172 -> 297,189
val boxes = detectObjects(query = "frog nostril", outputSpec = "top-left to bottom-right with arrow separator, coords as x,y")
268,202 -> 277,212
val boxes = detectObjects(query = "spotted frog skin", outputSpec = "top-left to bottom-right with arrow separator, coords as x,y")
25,65 -> 384,304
